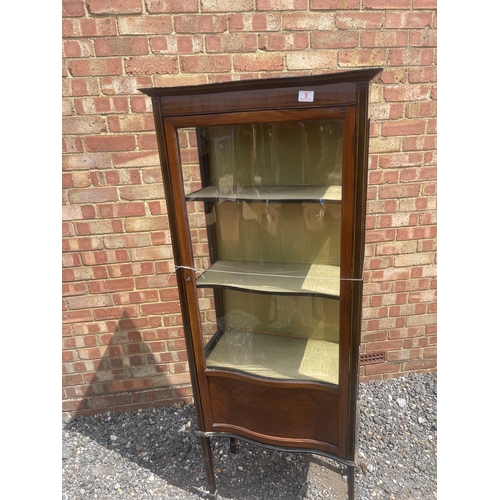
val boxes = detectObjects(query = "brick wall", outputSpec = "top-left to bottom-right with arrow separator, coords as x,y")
62,0 -> 437,417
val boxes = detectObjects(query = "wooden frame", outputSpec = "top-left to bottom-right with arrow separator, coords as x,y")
141,68 -> 382,499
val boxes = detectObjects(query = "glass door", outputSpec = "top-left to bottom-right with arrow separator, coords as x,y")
178,110 -> 352,387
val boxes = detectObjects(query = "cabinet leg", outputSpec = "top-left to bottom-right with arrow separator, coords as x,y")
229,437 -> 237,454
347,464 -> 355,500
199,436 -> 217,499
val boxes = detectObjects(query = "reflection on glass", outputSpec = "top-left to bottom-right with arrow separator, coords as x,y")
180,118 -> 344,386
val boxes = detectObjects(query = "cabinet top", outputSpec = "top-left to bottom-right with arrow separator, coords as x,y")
138,68 -> 382,98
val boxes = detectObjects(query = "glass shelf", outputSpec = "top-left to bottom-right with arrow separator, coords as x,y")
197,260 -> 341,297
206,329 -> 339,385
186,185 -> 342,203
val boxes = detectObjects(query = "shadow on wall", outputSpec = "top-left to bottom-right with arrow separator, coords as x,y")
64,309 -> 193,418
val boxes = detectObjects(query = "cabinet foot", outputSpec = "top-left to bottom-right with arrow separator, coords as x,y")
229,437 -> 237,454
199,436 -> 217,496
347,464 -> 355,500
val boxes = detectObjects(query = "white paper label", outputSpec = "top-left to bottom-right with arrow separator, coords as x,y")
298,90 -> 314,102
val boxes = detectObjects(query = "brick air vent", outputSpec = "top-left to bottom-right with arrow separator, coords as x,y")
360,352 -> 386,365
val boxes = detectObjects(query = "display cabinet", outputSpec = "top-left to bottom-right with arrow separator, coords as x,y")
140,68 -> 382,499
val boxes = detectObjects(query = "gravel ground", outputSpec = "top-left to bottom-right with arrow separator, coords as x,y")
62,373 -> 436,500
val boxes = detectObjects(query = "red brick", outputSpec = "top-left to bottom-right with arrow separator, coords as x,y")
125,56 -> 179,75
364,0 -> 411,8
336,12 -> 384,29
88,278 -> 135,293
130,96 -> 151,113
131,245 -> 173,261
174,15 -> 227,33
283,12 -> 336,31
141,302 -> 181,315
114,290 -> 159,305
100,76 -> 152,95
388,48 -> 434,66
234,53 -> 284,72
63,0 -> 86,16
206,34 -> 257,53
151,35 -> 203,54
98,202 -> 146,218
138,134 -> 159,150
108,261 -> 155,278
68,187 -> 118,204
379,184 -> 421,199
386,12 -> 433,28
397,226 -> 436,240
257,0 -> 308,9
107,115 -> 155,133
402,358 -> 436,371
63,116 -> 107,136
258,33 -> 308,51
361,31 -> 408,48
413,0 -> 436,8
63,40 -> 94,58
229,13 -> 281,32
365,229 -> 396,243
338,49 -> 387,67
111,152 -> 158,169
408,67 -> 437,83
410,29 -> 437,47
68,58 -> 123,77
311,32 -> 359,49
81,250 -> 129,266
145,0 -> 198,12
381,119 -> 426,137
365,362 -> 400,376
180,55 -> 231,73
368,170 -> 399,184
63,18 -> 118,38
62,254 -> 81,268
203,0 -> 254,10
66,294 -> 114,310
62,282 -> 88,297
63,78 -> 100,97
384,84 -> 431,102
74,96 -> 129,115
405,101 -> 436,118
311,0 -> 359,7
63,136 -> 84,153
94,37 -> 149,56
403,135 -> 436,152
94,305 -> 138,321
103,233 -> 151,249
85,135 -> 136,152
62,309 -> 94,323
87,0 -> 142,15
62,172 -> 92,189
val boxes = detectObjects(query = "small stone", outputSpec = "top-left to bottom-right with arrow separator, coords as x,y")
396,398 -> 407,408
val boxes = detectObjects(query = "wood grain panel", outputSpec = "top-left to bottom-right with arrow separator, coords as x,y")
207,374 -> 339,448
160,83 -> 356,117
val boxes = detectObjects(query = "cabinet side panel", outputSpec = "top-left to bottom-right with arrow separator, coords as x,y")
207,375 -> 339,449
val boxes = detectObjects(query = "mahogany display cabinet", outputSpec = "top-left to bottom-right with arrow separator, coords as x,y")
140,68 -> 382,499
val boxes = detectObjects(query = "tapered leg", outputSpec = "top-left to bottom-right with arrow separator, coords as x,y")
347,464 -> 355,500
199,436 -> 217,499
229,437 -> 237,454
